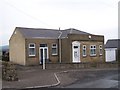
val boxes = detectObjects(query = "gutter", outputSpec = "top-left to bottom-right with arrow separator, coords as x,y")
58,28 -> 62,63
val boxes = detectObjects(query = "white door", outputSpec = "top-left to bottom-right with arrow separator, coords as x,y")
39,47 -> 48,64
105,48 -> 116,62
72,41 -> 80,63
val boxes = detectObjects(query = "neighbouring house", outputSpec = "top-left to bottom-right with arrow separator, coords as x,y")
9,27 -> 105,65
105,39 -> 120,62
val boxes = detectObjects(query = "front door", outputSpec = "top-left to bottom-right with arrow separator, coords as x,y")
72,41 -> 80,63
39,47 -> 48,64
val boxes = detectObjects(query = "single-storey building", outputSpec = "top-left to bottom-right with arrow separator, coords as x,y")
9,27 -> 105,65
105,39 -> 120,62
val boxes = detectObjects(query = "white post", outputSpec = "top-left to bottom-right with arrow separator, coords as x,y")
43,48 -> 45,70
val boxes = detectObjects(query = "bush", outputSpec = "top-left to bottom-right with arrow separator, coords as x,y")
2,52 -> 9,61
2,61 -> 18,81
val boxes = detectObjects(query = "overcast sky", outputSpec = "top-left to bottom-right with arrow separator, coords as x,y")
0,0 -> 119,45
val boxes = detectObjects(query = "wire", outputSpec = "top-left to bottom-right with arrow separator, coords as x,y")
3,0 -> 54,28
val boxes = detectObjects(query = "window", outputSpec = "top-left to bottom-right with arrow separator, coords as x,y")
52,43 -> 57,55
29,43 -> 35,56
83,45 -> 86,56
90,45 -> 96,56
99,45 -> 102,55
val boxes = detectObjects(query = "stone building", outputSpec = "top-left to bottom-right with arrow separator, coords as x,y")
9,27 -> 105,65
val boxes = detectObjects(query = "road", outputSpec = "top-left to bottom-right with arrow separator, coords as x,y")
62,69 -> 119,88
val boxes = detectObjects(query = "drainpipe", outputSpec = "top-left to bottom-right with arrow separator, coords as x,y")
58,28 -> 62,63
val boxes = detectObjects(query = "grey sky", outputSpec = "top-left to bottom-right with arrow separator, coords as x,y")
0,0 -> 119,45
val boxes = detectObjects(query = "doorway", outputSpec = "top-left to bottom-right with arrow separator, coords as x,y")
72,41 -> 80,63
39,44 -> 48,64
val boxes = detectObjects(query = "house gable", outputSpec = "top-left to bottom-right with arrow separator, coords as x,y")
9,28 -> 26,65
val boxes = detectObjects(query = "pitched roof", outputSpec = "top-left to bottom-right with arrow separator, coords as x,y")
105,39 -> 120,49
61,28 -> 90,37
16,27 -> 90,39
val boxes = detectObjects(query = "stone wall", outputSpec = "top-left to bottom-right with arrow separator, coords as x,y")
46,62 -> 118,69
2,61 -> 18,81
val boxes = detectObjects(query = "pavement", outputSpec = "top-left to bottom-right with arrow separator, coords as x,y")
2,65 -> 119,89
2,65 -> 61,89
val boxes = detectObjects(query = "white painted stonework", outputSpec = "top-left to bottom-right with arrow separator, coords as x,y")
72,41 -> 80,63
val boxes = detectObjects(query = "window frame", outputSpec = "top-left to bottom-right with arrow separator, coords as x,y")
99,45 -> 102,55
28,43 -> 36,56
90,45 -> 96,56
82,45 -> 87,57
51,43 -> 58,55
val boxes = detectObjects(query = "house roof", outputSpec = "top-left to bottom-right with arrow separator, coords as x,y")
105,39 -> 120,49
16,27 -> 90,39
61,28 -> 90,37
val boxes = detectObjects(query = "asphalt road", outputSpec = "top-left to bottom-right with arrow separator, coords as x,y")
63,69 -> 119,88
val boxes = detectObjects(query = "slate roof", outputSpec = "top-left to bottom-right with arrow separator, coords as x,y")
16,27 -> 90,39
105,39 -> 120,49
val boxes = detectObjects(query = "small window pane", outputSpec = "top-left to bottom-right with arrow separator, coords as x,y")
29,44 -> 35,47
53,44 -> 57,47
29,48 -> 35,54
52,48 -> 57,55
29,48 -> 35,56
40,44 -> 47,47
74,46 -> 78,48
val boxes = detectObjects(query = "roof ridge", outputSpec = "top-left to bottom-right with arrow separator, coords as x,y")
16,27 -> 60,31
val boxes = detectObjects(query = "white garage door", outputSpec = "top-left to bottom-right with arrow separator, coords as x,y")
105,48 -> 117,62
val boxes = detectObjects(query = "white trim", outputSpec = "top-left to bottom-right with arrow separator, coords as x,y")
29,43 -> 35,48
72,41 -> 81,63
39,47 -> 49,64
29,55 -> 36,56
28,43 -> 36,56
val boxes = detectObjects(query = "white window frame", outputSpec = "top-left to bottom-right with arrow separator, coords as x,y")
99,45 -> 102,55
29,43 -> 36,56
52,43 -> 58,55
83,45 -> 87,57
90,45 -> 96,56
